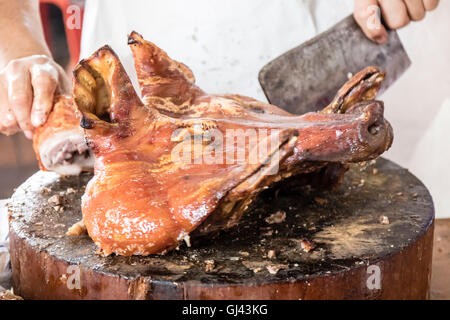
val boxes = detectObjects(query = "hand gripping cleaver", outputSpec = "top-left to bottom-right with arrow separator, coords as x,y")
258,14 -> 411,114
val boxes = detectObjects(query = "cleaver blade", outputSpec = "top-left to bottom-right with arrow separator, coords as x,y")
258,14 -> 411,115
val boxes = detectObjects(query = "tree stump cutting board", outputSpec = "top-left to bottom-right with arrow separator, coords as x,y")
7,158 -> 434,300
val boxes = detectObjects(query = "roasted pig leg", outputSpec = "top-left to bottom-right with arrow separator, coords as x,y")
72,32 -> 393,256
32,95 -> 93,175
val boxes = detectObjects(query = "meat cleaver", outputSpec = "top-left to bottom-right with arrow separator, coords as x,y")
258,14 -> 411,114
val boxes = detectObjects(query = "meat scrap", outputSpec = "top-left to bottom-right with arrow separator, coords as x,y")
314,197 -> 328,205
0,290 -> 23,300
265,211 -> 286,225
266,264 -> 288,275
379,215 -> 390,225
267,250 -> 276,259
66,220 -> 87,236
72,31 -> 393,256
48,194 -> 62,206
204,259 -> 215,272
300,239 -> 316,253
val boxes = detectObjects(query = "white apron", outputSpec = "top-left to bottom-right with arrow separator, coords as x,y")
80,0 -> 353,100
80,0 -> 450,218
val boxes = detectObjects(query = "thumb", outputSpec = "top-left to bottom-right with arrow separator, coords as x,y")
354,0 -> 389,44
30,65 -> 58,127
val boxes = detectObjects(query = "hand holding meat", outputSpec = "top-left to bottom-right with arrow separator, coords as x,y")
0,55 -> 70,139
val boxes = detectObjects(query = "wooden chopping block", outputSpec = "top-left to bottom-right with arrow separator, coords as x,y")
7,158 -> 434,300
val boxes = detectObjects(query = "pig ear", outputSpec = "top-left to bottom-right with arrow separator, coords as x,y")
322,66 -> 385,114
128,31 -> 203,106
73,45 -> 144,131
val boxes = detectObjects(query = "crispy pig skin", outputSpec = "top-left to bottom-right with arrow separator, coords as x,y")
72,31 -> 393,256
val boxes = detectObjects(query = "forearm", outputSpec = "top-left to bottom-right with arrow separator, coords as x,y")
0,0 -> 51,69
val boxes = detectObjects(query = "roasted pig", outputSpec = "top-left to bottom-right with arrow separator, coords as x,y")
72,32 -> 392,256
32,95 -> 93,175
